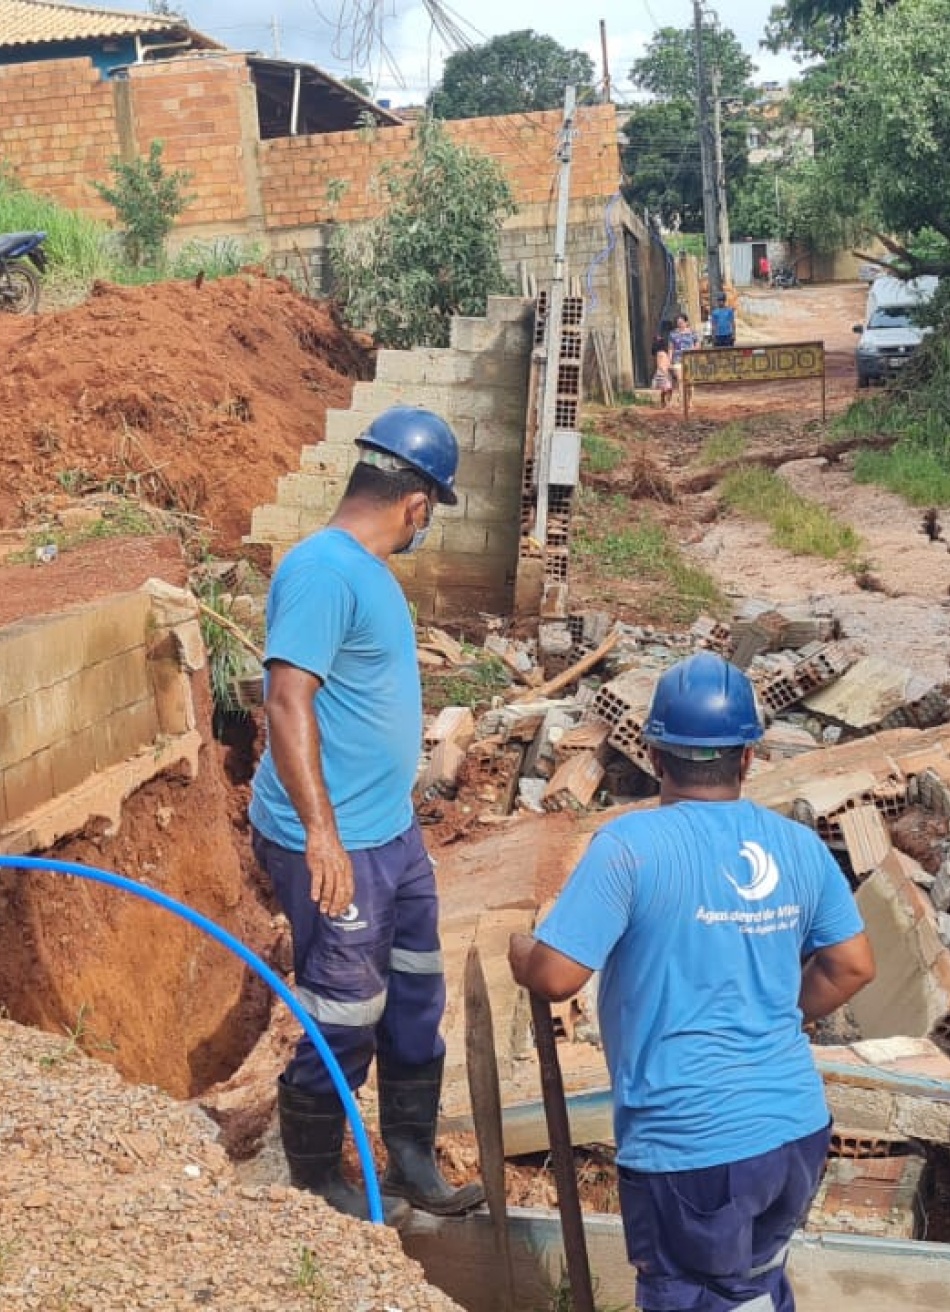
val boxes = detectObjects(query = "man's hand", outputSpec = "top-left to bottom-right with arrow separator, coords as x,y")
305,827 -> 354,918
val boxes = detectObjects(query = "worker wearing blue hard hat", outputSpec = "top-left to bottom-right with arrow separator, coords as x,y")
250,405 -> 483,1227
511,651 -> 875,1312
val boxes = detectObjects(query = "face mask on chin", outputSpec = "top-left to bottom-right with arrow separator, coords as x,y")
394,494 -> 434,556
395,524 -> 430,555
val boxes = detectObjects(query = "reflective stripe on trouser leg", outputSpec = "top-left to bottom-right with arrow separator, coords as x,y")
251,827 -> 398,1095
377,820 -> 446,1067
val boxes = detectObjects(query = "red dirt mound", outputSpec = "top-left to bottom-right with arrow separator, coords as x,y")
0,274 -> 374,556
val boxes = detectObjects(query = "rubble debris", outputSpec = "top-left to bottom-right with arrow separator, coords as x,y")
751,640 -> 857,719
542,752 -> 605,812
803,655 -> 950,732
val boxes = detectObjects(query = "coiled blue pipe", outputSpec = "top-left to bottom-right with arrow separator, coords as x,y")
0,854 -> 383,1224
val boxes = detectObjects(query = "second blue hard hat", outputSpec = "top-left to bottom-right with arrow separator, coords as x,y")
356,405 -> 459,505
643,652 -> 763,753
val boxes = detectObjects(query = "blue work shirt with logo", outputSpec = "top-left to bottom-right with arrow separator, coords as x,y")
535,799 -> 863,1172
249,527 -> 420,852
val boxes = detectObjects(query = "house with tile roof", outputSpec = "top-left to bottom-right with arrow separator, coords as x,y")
0,0 -> 221,74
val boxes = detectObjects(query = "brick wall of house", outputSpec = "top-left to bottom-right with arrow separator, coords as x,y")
123,55 -> 257,228
258,105 -> 619,227
0,58 -> 119,213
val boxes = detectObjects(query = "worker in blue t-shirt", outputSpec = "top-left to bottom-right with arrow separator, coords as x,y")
250,406 -> 483,1226
710,292 -> 736,347
510,653 -> 874,1312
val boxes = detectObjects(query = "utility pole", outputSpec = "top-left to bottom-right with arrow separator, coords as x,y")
711,65 -> 732,288
599,20 -> 611,103
693,0 -> 722,305
271,14 -> 281,58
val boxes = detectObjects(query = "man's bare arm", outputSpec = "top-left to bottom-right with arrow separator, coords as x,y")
509,932 -> 593,1003
265,660 -> 354,917
799,931 -> 875,1024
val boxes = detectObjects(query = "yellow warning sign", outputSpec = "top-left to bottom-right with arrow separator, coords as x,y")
681,341 -> 826,419
682,342 -> 824,385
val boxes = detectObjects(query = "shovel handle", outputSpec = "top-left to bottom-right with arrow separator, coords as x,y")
530,991 -> 596,1312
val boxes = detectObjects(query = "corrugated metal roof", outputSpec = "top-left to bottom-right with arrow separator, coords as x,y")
0,0 -> 216,48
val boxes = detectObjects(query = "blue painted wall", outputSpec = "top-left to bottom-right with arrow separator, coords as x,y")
0,38 -> 141,77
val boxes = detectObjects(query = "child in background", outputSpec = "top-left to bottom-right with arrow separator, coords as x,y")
651,349 -> 674,407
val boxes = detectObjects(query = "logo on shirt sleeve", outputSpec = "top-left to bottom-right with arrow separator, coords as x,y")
723,841 -> 780,902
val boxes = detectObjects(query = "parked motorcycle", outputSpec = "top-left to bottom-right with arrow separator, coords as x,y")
0,231 -> 47,314
770,263 -> 800,290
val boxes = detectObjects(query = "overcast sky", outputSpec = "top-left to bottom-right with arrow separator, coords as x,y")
180,1 -> 805,104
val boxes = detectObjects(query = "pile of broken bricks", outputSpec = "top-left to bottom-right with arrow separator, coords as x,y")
416,602 -> 950,942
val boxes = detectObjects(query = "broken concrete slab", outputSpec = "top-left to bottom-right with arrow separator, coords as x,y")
803,656 -> 946,731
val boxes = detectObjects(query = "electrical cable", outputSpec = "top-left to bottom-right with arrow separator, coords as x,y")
584,190 -> 622,311
0,854 -> 384,1226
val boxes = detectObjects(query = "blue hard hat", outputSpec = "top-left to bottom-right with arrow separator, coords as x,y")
643,652 -> 763,753
355,406 -> 459,505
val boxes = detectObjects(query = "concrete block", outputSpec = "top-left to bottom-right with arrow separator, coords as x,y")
471,354 -> 530,389
447,387 -> 526,424
0,613 -> 85,700
81,591 -> 150,665
73,649 -> 151,733
485,296 -> 533,324
457,449 -> 503,491
323,408 -> 369,446
350,380 -> 417,411
0,772 -> 7,830
50,725 -> 97,796
276,471 -> 334,510
433,582 -> 514,624
2,749 -> 55,821
298,444 -> 333,471
297,508 -> 333,536
415,551 -> 514,592
144,580 -> 198,628
823,1083 -> 897,1134
148,637 -> 195,736
464,484 -> 523,525
172,619 -> 206,675
440,520 -> 490,554
894,1097 -> 950,1141
110,697 -> 161,762
471,418 -> 526,456
246,502 -> 302,543
449,318 -> 507,354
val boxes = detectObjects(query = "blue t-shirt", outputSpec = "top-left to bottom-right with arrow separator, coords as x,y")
536,799 -> 863,1173
711,306 -> 736,339
249,528 -> 421,851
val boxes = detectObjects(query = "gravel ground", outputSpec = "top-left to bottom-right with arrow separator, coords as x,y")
0,1020 -> 463,1312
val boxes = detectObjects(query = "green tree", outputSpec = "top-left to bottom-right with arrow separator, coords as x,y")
763,0 -> 896,60
428,29 -> 595,119
329,117 -> 516,349
631,24 -> 755,102
93,140 -> 193,267
811,0 -> 950,271
342,75 -> 372,98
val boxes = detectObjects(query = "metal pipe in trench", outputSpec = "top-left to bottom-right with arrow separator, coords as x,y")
0,854 -> 384,1225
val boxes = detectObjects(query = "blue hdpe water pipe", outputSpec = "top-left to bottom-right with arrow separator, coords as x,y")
0,854 -> 384,1225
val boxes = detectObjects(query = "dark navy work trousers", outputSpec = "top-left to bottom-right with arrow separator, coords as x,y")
619,1122 -> 831,1312
252,820 -> 445,1095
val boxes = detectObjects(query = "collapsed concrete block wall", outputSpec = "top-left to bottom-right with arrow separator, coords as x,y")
246,296 -> 533,623
0,584 -> 203,855
850,855 -> 950,1042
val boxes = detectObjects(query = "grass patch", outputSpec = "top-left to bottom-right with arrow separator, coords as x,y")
720,466 -> 863,559
422,650 -> 511,713
0,168 -> 114,290
573,495 -> 725,624
700,422 -> 748,465
852,444 -> 950,506
581,423 -> 624,475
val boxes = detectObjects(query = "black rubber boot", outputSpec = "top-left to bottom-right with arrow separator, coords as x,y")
378,1054 -> 485,1216
276,1077 -> 411,1229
